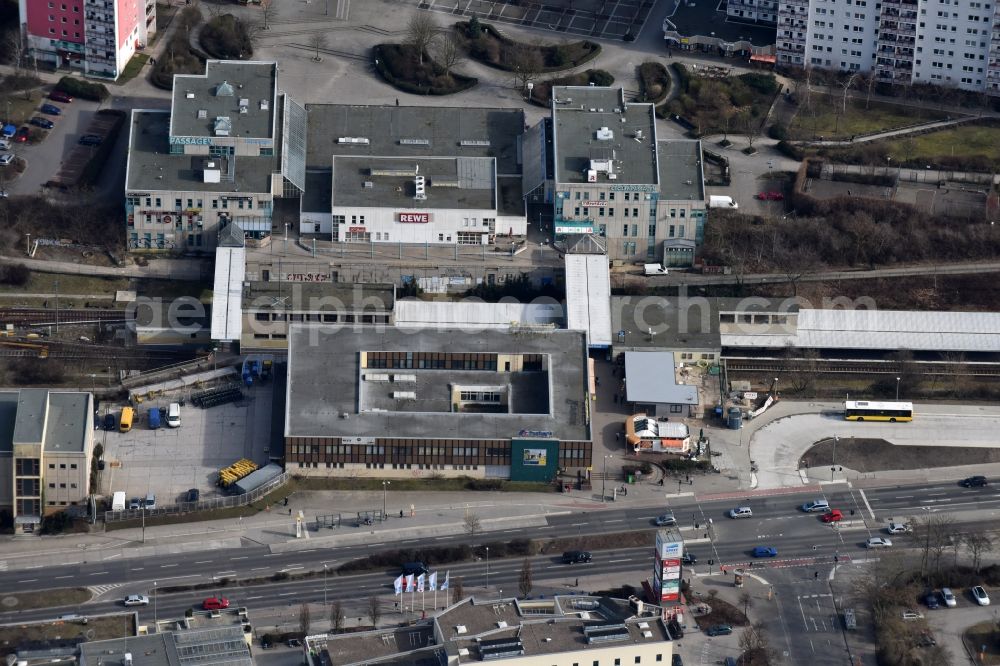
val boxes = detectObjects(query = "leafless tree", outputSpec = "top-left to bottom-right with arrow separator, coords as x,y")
964,532 -> 993,573
299,603 -> 311,635
864,72 -> 878,109
738,591 -> 753,619
911,514 -> 955,581
739,107 -> 762,151
330,600 -> 345,633
1,32 -> 22,69
464,512 -> 481,539
737,622 -> 772,665
367,596 -> 382,627
451,577 -> 465,604
505,46 -> 544,93
260,0 -> 275,30
308,32 -> 328,62
518,559 -> 533,598
840,71 -> 859,115
405,12 -> 438,64
433,33 -> 466,78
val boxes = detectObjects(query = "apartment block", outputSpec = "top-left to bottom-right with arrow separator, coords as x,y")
20,0 -> 156,80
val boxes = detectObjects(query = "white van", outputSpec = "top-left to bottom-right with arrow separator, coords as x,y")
112,491 -> 126,512
166,402 -> 181,428
708,195 -> 739,209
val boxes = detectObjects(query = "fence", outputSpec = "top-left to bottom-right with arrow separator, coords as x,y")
103,470 -> 290,524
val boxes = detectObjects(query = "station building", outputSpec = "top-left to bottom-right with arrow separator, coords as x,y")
529,86 -> 707,264
284,326 -> 591,482
125,60 -> 306,252
0,389 -> 94,533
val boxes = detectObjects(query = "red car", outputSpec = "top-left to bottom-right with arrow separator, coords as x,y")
49,90 -> 73,103
14,127 -> 29,143
821,509 -> 844,523
756,191 -> 785,201
202,596 -> 230,611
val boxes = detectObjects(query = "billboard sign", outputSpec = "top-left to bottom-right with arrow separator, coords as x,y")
655,531 -> 684,559
522,448 -> 547,466
399,213 -> 430,223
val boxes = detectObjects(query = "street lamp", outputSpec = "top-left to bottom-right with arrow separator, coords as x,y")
323,563 -> 328,608
153,581 -> 157,627
382,480 -> 390,520
774,377 -> 779,396
485,546 -> 490,592
832,435 -> 838,481
895,376 -> 901,401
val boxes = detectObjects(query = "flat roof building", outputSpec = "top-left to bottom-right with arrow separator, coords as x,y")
624,351 -> 700,418
546,87 -> 706,264
125,60 -> 306,253
0,389 -> 94,533
285,325 -> 591,481
301,104 -> 527,246
305,595 -> 674,665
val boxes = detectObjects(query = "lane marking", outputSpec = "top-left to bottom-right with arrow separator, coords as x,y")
194,560 -> 213,564
858,489 -> 876,522
160,564 -> 178,568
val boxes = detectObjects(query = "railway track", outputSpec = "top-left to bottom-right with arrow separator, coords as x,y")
0,308 -> 130,326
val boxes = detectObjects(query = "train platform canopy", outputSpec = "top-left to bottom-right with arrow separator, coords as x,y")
720,308 -> 1000,352
394,300 -> 564,329
210,245 -> 245,342
565,254 -> 612,348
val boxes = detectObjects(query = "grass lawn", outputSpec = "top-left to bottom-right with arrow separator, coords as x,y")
0,272 -> 129,296
788,94 -> 948,140
885,122 -> 1000,162
2,91 -> 44,126
0,587 -> 91,612
114,53 -> 150,85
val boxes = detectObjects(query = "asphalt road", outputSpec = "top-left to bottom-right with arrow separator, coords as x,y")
5,480 -> 998,621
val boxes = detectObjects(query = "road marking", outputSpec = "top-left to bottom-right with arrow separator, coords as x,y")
160,564 -> 178,568
858,489 -> 876,522
299,549 -> 317,553
18,579 -> 37,583
251,567 -> 267,571
132,568 -> 144,571
215,571 -> 237,577
55,575 -> 72,579
230,556 -> 248,560
570,522 -> 587,526
609,558 -> 631,563
88,572 -> 109,576
895,495 -> 914,499
194,560 -> 213,564
246,596 -> 262,600
278,592 -> 295,596
284,565 -> 304,570
25,564 -> 43,569
927,492 -> 947,497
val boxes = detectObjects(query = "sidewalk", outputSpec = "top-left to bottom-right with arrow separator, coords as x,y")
0,254 -> 210,280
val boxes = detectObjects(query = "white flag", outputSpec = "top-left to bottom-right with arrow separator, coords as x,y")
416,573 -> 426,592
405,573 -> 415,591
393,575 -> 403,595
428,571 -> 438,591
441,570 -> 450,590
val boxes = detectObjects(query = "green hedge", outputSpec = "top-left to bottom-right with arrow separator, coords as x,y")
55,76 -> 109,101
374,43 -> 478,96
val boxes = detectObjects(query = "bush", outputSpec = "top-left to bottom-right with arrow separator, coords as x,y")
738,72 -> 779,96
590,70 -> 614,87
638,62 -> 670,103
40,511 -> 74,534
374,43 -> 478,96
456,22 -> 601,72
0,264 -> 30,286
775,140 -> 805,160
201,14 -> 254,60
55,76 -> 109,102
466,478 -> 505,491
768,123 -> 788,141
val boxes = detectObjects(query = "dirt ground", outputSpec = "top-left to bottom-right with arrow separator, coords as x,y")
803,438 -> 1000,473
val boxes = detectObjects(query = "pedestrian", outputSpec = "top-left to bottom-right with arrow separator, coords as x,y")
395,98 -> 399,106
289,508 -> 292,515
658,478 -> 664,486
400,509 -> 404,518
685,474 -> 690,483
616,432 -> 620,441
624,486 -> 628,497
689,478 -> 693,485
814,571 -> 819,579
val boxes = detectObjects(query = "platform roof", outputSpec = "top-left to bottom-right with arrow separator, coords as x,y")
394,300 -> 564,329
624,352 -> 699,405
565,254 -> 612,348
210,246 -> 245,342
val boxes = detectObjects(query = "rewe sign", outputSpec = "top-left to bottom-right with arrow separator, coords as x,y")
398,212 -> 430,223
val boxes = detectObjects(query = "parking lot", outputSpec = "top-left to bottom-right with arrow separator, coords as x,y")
97,381 -> 275,508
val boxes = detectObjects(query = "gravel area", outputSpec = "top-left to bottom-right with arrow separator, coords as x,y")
803,438 -> 1000,473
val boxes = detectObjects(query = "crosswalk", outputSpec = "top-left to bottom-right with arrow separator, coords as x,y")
0,561 -> 7,572
88,584 -> 124,599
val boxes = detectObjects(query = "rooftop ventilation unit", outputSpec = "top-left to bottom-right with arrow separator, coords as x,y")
239,105 -> 248,114
260,100 -> 269,110
239,97 -> 249,107
215,81 -> 234,97
197,109 -> 207,119
595,127 -> 614,140
456,625 -> 468,635
185,91 -> 195,99
338,137 -> 370,145
634,129 -> 644,141
400,138 -> 430,145
392,391 -> 417,399
460,139 -> 490,146
392,374 -> 417,382
213,116 -> 232,137
414,175 -> 426,201
363,181 -> 374,189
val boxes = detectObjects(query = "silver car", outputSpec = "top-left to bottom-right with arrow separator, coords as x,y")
655,513 -> 677,526
123,594 -> 149,606
866,537 -> 893,549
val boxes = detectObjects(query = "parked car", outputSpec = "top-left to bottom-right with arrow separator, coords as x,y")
924,592 -> 940,609
705,624 -> 733,637
40,103 -> 62,115
0,153 -> 13,166
562,550 -> 592,564
941,587 -> 957,607
672,655 -> 684,666
128,497 -> 142,510
755,191 -> 784,200
655,512 -> 677,526
972,586 -> 990,606
29,117 -> 54,129
753,546 -> 778,558
202,596 -> 230,611
866,537 -> 893,549
103,413 -> 117,431
887,522 -> 912,534
0,139 -> 10,150
960,476 -> 988,487
682,552 -> 697,565
729,506 -> 753,519
49,90 -> 73,103
901,609 -> 924,621
821,509 -> 844,523
917,631 -> 937,648
260,636 -> 274,649
15,127 -> 30,143
79,134 -> 102,146
123,594 -> 149,607
186,488 -> 200,502
286,639 -> 302,648
801,499 -> 831,513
